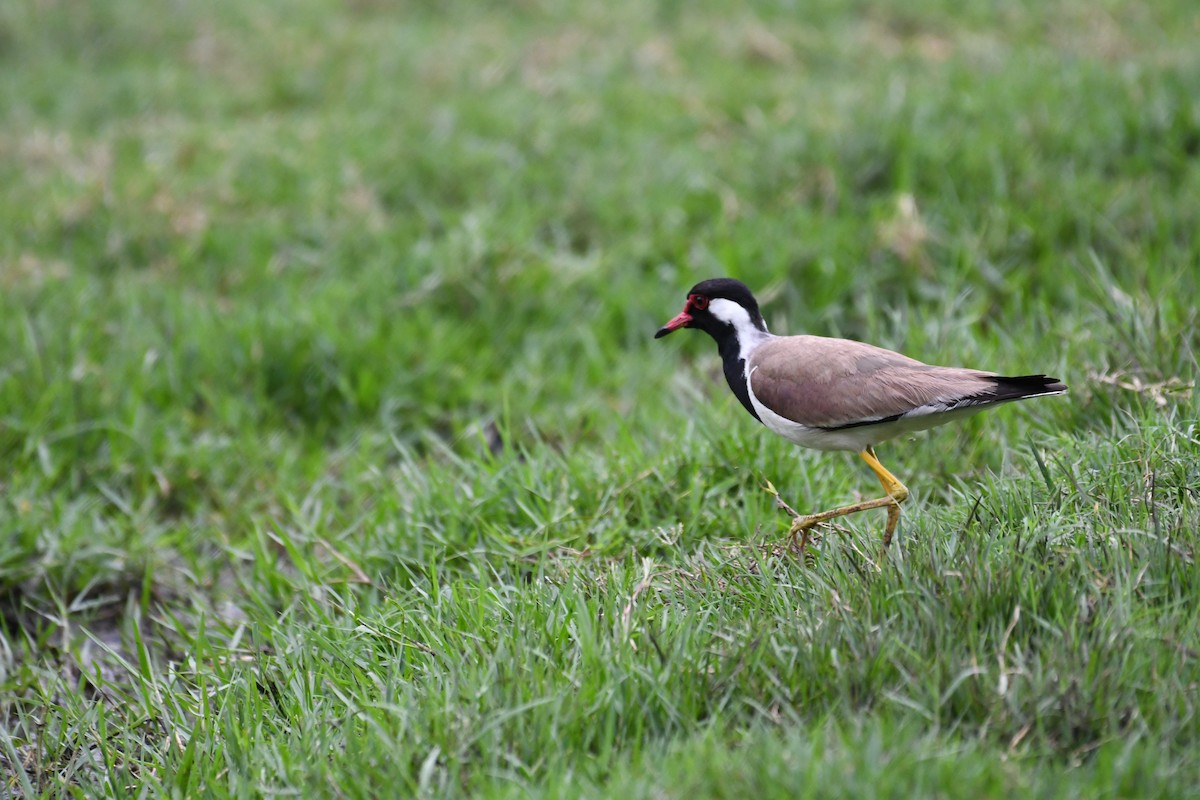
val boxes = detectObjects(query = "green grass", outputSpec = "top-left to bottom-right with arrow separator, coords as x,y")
2,0 -> 1199,795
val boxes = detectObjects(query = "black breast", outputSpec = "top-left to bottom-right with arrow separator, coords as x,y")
718,337 -> 761,423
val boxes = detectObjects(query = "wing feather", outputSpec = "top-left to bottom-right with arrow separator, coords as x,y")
748,336 -> 1000,429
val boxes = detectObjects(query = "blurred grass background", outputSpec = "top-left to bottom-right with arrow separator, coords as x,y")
1,0 -> 1198,796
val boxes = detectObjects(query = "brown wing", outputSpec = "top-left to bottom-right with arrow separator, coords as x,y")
748,335 -> 998,428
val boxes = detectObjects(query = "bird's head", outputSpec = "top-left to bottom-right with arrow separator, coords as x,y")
654,277 -> 767,342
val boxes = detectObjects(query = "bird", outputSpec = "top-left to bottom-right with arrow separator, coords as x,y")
655,277 -> 1067,549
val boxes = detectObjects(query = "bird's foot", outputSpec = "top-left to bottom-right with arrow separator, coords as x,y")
787,513 -> 820,534
786,513 -> 823,555
764,481 -> 816,555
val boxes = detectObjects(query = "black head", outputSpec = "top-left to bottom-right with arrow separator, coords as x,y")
654,278 -> 767,341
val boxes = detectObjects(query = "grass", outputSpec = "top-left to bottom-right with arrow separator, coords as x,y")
2,0 -> 1199,795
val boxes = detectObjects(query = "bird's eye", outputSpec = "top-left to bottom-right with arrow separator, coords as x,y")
690,295 -> 709,311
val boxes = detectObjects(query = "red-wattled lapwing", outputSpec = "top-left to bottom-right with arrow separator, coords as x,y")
655,278 -> 1067,549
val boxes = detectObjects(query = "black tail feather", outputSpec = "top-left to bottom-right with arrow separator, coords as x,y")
990,374 -> 1068,402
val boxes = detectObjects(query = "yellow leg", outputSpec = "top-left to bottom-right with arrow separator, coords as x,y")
785,446 -> 910,548
860,445 -> 910,547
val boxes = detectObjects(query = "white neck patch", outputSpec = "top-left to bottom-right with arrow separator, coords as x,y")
708,297 -> 770,360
